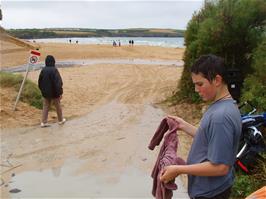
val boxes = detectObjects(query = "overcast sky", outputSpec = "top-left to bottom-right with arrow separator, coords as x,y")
1,0 -> 204,30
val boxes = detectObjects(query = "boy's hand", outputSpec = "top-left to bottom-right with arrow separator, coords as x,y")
167,115 -> 185,130
160,165 -> 180,183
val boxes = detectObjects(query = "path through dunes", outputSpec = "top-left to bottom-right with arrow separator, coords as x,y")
1,63 -> 189,198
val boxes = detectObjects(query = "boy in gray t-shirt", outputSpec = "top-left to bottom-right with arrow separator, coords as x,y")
160,54 -> 242,199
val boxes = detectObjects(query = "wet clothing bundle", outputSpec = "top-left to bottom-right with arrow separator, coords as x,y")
149,117 -> 186,199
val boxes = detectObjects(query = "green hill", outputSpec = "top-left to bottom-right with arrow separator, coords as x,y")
7,28 -> 185,39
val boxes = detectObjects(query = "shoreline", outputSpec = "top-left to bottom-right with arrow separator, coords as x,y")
27,36 -> 185,48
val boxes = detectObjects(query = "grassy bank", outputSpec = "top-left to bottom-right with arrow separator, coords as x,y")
0,71 -> 42,109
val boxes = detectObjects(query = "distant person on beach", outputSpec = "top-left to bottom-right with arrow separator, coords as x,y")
113,40 -> 117,47
118,40 -> 121,47
129,40 -> 134,46
69,39 -> 71,43
76,40 -> 78,44
160,54 -> 242,199
38,55 -> 66,127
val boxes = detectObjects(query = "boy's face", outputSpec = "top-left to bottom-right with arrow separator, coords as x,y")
191,73 -> 217,102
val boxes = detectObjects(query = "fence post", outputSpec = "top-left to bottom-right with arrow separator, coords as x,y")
13,64 -> 31,111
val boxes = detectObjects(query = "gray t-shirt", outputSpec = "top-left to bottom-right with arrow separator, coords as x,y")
187,99 -> 242,198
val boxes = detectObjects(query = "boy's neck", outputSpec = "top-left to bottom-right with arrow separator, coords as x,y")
214,86 -> 232,103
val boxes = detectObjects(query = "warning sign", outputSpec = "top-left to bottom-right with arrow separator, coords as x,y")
13,50 -> 41,111
29,50 -> 41,64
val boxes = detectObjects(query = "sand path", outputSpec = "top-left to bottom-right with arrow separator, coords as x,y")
1,63 -> 189,198
1,42 -> 190,198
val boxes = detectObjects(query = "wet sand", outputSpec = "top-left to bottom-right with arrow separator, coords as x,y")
1,101 -> 189,198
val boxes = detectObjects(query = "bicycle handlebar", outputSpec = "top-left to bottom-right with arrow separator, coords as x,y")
242,113 -> 266,128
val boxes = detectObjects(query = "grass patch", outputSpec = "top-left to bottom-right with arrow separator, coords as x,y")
232,172 -> 260,198
0,71 -> 42,109
231,153 -> 266,198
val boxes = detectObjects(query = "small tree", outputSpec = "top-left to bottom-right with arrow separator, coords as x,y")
241,37 -> 266,111
175,0 -> 266,103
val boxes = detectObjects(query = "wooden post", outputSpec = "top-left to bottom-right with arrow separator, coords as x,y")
13,64 -> 31,111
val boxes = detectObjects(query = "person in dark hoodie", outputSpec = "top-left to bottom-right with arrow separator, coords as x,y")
38,55 -> 66,127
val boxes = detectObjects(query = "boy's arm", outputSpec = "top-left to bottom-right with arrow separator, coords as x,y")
167,115 -> 197,137
160,162 -> 229,183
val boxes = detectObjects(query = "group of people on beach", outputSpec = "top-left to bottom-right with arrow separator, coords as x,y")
37,53 -> 241,199
129,40 -> 134,46
112,39 -> 135,47
112,40 -> 121,47
67,39 -> 135,47
69,39 -> 78,44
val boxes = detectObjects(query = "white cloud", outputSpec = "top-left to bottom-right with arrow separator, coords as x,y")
1,1 -> 204,29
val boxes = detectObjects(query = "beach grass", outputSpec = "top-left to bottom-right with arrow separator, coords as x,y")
0,71 -> 42,109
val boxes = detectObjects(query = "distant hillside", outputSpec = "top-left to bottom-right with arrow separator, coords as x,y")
0,26 -> 39,50
7,28 -> 185,39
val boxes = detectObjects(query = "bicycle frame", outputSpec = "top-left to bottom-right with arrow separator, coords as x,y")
235,102 -> 266,174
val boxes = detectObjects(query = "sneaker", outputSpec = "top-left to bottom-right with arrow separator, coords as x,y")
58,118 -> 66,125
40,122 -> 50,128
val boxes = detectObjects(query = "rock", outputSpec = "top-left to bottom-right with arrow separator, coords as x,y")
9,188 -> 21,193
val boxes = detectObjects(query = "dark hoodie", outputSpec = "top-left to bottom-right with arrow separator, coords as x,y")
38,55 -> 63,98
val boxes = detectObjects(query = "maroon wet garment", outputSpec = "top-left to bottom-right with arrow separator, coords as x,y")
149,117 -> 186,199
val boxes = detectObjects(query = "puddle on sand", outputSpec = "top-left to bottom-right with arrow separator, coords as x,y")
6,158 -> 188,198
6,159 -> 149,198
2,101 -> 189,198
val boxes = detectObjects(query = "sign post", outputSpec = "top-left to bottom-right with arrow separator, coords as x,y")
13,50 -> 41,111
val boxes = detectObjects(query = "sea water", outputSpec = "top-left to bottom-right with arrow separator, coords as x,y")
29,37 -> 184,48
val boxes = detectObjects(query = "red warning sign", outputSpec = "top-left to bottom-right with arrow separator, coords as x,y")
29,50 -> 41,64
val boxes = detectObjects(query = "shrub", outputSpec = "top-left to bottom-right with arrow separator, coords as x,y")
175,0 -> 266,104
0,71 -> 24,87
241,38 -> 266,112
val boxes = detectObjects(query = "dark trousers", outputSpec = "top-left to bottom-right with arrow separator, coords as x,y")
42,97 -> 63,123
191,186 -> 231,199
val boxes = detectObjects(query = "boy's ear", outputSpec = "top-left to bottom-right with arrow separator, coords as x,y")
214,74 -> 223,86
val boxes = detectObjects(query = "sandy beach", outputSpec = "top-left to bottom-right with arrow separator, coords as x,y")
0,40 -> 197,198
1,41 -> 184,67
0,41 -> 185,127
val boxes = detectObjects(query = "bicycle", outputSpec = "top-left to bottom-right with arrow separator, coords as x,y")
235,101 -> 266,174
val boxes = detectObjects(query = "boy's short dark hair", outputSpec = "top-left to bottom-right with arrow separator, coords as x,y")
191,54 -> 227,84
